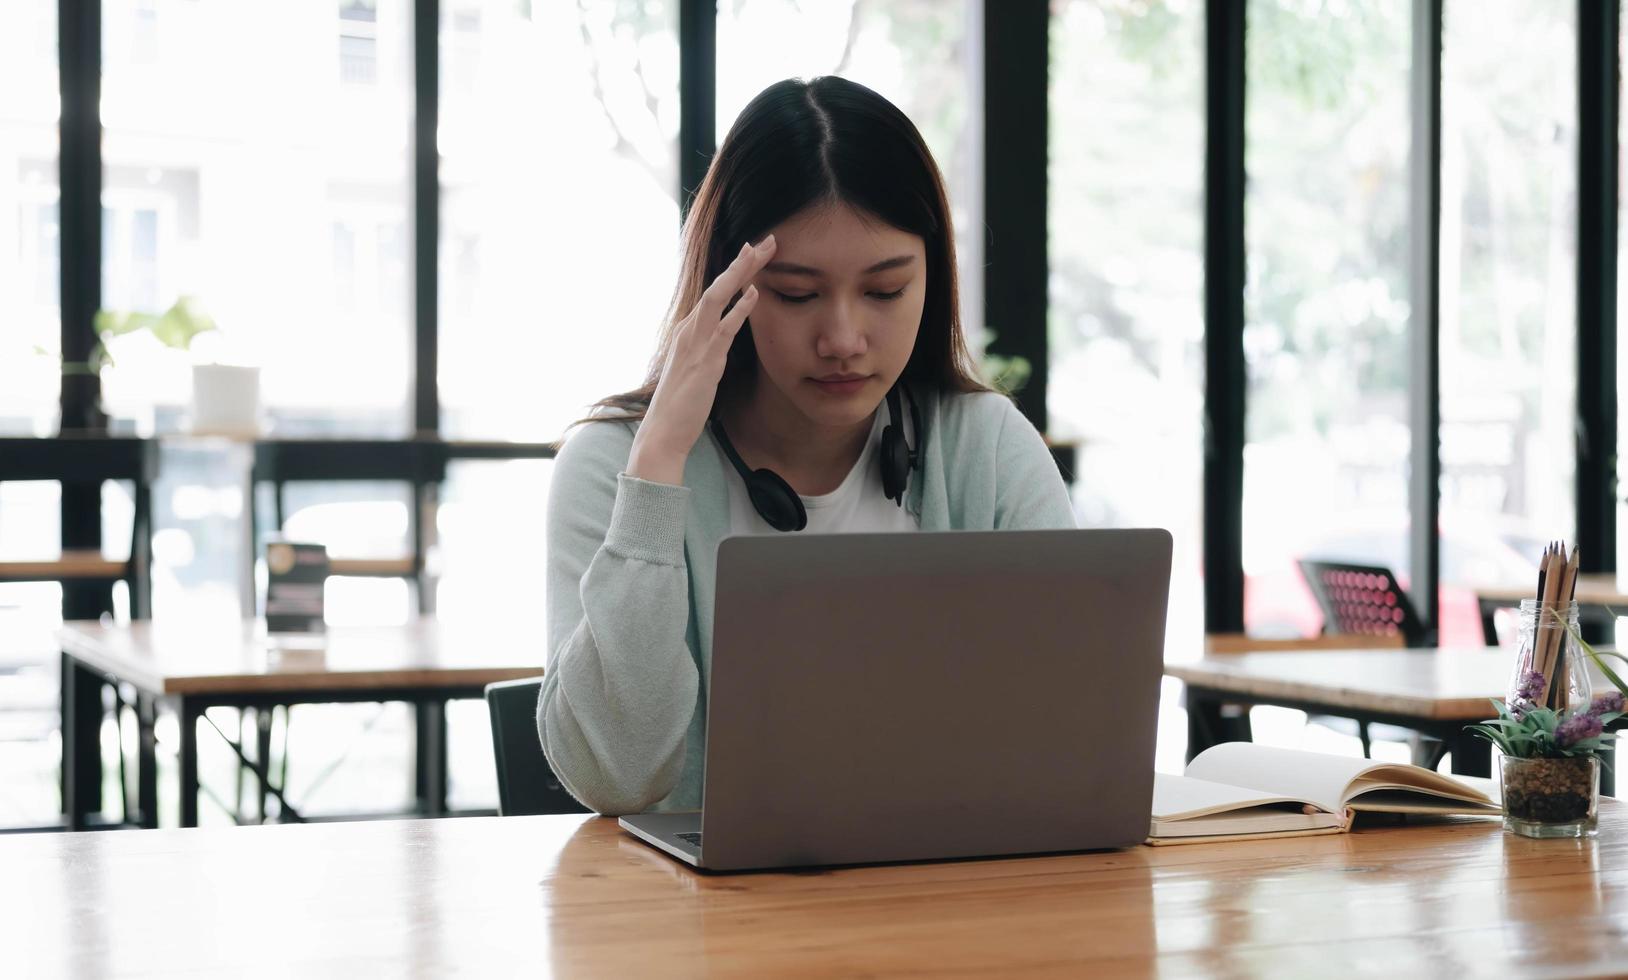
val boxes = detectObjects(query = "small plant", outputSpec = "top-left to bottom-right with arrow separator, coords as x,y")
1473,686 -> 1620,832
35,295 -> 218,374
977,327 -> 1031,396
1468,686 -> 1622,762
1574,618 -> 1628,705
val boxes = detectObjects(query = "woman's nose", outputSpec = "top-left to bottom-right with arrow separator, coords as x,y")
815,299 -> 867,359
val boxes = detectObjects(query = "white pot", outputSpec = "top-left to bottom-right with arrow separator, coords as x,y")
189,363 -> 262,437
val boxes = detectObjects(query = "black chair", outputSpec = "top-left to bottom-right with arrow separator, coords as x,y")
484,677 -> 589,816
0,436 -> 158,829
0,436 -> 157,823
238,439 -> 449,820
0,436 -> 158,620
1297,559 -> 1429,646
250,438 -> 446,612
1295,558 -> 1440,764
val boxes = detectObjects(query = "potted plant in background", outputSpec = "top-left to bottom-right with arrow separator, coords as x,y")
977,327 -> 1032,396
1469,682 -> 1622,839
41,295 -> 262,436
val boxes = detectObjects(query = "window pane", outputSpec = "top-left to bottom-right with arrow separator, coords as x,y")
147,443 -> 248,621
1049,0 -> 1205,665
436,459 -> 552,624
716,1 -> 981,344
434,456 -> 551,809
0,4 -> 67,827
1440,0 -> 1576,643
1618,24 -> 1627,607
100,0 -> 414,437
0,581 -> 63,827
438,2 -> 679,440
0,1 -> 60,436
1614,20 -> 1628,602
1243,1 -> 1412,639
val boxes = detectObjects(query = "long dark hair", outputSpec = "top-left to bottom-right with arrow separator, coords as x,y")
591,76 -> 988,422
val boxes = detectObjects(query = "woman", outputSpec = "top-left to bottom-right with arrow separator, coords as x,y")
539,76 -> 1074,816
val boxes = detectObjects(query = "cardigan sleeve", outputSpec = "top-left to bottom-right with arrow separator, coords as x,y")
991,397 -> 1078,530
535,421 -> 700,815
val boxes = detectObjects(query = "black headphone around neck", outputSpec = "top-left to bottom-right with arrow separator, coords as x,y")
709,383 -> 922,533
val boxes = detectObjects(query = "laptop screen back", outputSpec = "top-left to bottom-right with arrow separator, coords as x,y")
698,528 -> 1171,871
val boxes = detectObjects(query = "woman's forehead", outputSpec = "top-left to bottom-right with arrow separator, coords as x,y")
766,203 -> 923,274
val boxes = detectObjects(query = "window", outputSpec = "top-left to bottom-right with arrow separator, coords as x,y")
0,2 -> 60,436
1242,0 -> 1413,639
23,196 -> 59,307
133,0 -> 159,63
1618,24 -> 1627,613
436,0 -> 681,440
102,195 -> 170,314
340,0 -> 380,86
1439,0 -> 1577,644
100,0 -> 414,437
1049,0 -> 1206,660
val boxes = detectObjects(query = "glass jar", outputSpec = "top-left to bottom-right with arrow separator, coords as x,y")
1505,599 -> 1589,715
1500,754 -> 1599,838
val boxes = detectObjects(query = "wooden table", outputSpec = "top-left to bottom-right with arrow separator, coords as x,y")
1476,574 -> 1628,643
58,618 -> 544,830
9,809 -> 1628,977
1168,646 -> 1620,785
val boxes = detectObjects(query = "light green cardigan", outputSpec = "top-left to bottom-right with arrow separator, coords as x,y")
537,390 -> 1076,815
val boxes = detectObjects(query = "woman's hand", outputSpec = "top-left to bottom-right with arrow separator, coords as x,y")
626,234 -> 777,486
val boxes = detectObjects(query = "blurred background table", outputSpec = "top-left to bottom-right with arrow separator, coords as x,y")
1171,644 -> 1620,792
58,617 -> 543,829
1476,575 -> 1628,644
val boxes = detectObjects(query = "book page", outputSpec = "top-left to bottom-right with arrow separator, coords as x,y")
1150,807 -> 1344,839
1146,824 -> 1347,846
1186,743 -> 1498,813
1344,770 -> 1497,812
1149,773 -> 1345,840
1151,772 -> 1322,821
1348,791 -> 1497,814
1185,743 -> 1400,813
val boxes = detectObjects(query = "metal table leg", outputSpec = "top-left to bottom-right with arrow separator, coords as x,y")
1445,724 -> 1492,778
61,652 -> 103,831
179,698 -> 202,828
255,708 -> 274,823
136,692 -> 158,829
1184,688 -> 1253,763
415,698 -> 447,817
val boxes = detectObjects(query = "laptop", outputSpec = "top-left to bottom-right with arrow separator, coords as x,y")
620,528 -> 1172,871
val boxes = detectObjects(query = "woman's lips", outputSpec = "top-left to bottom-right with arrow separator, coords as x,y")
809,375 -> 872,396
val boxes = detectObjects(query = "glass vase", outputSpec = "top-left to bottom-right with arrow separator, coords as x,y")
1500,754 -> 1599,838
1506,599 -> 1589,715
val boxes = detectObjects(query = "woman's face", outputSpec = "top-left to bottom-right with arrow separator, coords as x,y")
745,202 -> 927,430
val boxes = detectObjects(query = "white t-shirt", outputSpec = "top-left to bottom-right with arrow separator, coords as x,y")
724,409 -> 922,535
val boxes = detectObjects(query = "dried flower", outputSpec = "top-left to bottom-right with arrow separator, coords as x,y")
1588,691 -> 1625,716
1555,713 -> 1605,748
1514,670 -> 1547,703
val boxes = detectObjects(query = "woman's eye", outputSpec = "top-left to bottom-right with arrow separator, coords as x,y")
870,287 -> 907,301
772,290 -> 817,304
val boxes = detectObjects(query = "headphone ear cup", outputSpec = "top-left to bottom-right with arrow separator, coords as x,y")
879,424 -> 909,504
747,469 -> 807,532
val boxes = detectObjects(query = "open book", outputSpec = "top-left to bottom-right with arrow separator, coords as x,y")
1148,742 -> 1500,845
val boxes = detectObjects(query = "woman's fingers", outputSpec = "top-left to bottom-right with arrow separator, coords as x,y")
638,233 -> 775,467
701,235 -> 777,318
716,284 -> 759,341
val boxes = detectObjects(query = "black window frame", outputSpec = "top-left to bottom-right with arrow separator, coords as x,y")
48,0 -> 1624,637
